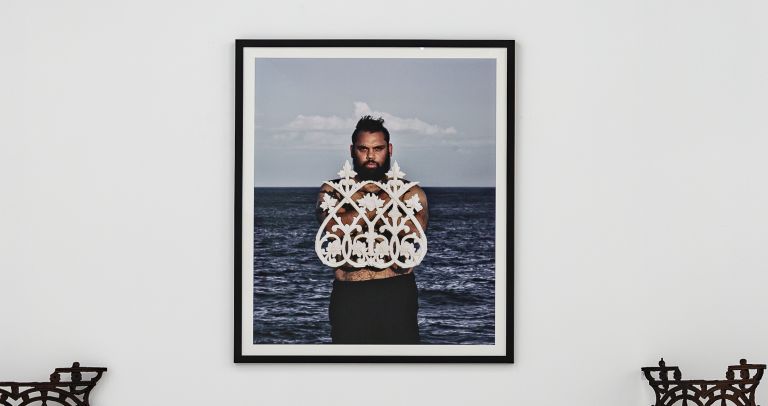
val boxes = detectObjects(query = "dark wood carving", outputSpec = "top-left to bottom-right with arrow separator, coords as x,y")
642,358 -> 765,406
0,362 -> 106,406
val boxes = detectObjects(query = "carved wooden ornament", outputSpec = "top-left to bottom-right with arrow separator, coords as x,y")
641,358 -> 766,406
0,362 -> 106,406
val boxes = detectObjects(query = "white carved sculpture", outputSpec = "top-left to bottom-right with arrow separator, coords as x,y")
316,161 -> 427,269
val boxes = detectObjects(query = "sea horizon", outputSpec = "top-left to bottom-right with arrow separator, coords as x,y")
253,187 -> 496,345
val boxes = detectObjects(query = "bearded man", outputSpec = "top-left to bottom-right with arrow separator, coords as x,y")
315,115 -> 429,344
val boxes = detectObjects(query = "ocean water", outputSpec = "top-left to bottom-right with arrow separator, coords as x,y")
253,187 -> 496,344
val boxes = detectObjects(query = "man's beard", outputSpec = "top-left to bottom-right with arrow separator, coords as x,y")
353,154 -> 391,181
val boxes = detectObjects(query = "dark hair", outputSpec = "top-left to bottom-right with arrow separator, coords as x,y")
351,115 -> 390,144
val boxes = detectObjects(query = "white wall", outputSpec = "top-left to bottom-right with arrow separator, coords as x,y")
2,0 -> 768,404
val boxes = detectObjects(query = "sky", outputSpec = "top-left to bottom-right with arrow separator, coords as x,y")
253,58 -> 496,187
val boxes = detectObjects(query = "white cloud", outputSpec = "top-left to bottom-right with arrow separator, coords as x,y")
266,131 -> 348,150
285,115 -> 356,131
265,102 -> 463,150
353,102 -> 457,135
281,102 -> 457,136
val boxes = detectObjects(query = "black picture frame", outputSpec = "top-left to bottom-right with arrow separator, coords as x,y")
235,39 -> 514,363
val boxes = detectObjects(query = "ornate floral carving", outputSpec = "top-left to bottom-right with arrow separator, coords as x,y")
641,358 -> 765,406
316,161 -> 427,268
0,362 -> 106,406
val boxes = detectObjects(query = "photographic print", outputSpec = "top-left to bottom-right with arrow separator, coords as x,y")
235,40 -> 513,362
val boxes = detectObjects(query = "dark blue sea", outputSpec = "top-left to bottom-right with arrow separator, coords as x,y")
253,187 -> 495,344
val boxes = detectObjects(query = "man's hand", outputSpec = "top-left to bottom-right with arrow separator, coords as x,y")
315,183 -> 338,224
401,185 -> 429,233
316,184 -> 359,237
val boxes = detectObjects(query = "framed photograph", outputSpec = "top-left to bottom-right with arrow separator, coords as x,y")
235,40 -> 514,362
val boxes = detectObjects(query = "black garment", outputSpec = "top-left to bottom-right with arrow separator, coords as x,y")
329,273 -> 420,344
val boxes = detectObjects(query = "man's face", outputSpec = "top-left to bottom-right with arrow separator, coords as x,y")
350,131 -> 392,181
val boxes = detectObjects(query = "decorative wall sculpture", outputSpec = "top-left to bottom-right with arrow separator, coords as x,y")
315,161 -> 428,269
0,362 -> 106,406
642,358 -> 765,406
